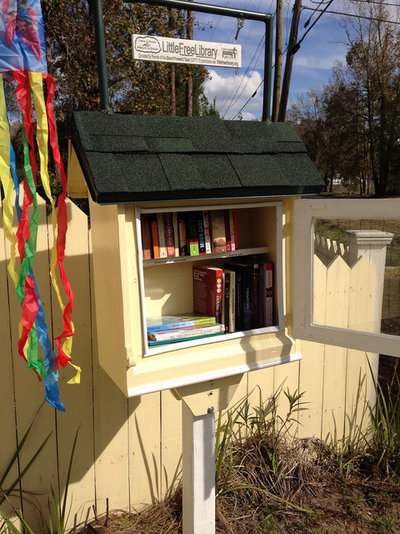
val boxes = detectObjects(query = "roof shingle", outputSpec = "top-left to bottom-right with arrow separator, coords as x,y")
72,111 -> 324,204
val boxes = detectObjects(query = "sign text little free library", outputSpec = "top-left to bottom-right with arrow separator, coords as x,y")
132,34 -> 241,68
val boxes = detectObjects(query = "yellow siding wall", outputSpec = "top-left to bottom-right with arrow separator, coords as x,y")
0,197 -> 375,532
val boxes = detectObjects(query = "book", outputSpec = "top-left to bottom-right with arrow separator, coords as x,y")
157,212 -> 167,258
148,331 -> 225,347
147,314 -> 216,332
264,262 -> 274,327
223,261 -> 253,331
258,261 -> 266,326
148,323 -> 225,342
141,214 -> 152,260
150,214 -> 159,259
164,212 -> 175,258
196,211 -> 206,254
224,210 -> 233,252
193,265 -> 224,324
203,211 -> 212,254
186,212 -> 199,256
173,212 -> 179,257
224,269 -> 236,332
229,209 -> 237,252
250,260 -> 261,328
222,271 -> 230,332
178,214 -> 188,256
210,210 -> 226,253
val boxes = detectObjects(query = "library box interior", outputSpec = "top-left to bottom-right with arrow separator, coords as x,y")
70,112 -> 324,396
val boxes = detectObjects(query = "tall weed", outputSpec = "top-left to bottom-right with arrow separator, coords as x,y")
368,361 -> 400,477
215,384 -> 312,513
0,403 -> 51,533
0,426 -> 79,534
326,373 -> 369,478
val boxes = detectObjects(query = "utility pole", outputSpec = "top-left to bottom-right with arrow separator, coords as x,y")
186,0 -> 194,116
169,8 -> 177,115
278,0 -> 302,121
272,0 -> 283,122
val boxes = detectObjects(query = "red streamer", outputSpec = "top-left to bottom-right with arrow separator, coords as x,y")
44,73 -> 74,369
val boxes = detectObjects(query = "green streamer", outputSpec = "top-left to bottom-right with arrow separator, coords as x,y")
16,119 -> 45,379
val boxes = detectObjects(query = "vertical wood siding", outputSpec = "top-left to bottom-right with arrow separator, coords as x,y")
0,198 -> 378,532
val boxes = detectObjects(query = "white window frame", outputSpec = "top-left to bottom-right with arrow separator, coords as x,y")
294,198 -> 400,358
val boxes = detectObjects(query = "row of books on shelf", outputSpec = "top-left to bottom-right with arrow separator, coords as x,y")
141,209 -> 238,260
146,258 -> 274,346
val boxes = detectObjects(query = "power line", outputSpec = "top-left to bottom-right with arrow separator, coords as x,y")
303,0 -> 328,28
308,0 -> 400,5
345,0 -> 400,6
296,0 -> 334,49
228,38 -> 294,119
232,0 -> 400,118
231,78 -> 263,119
302,5 -> 400,24
221,34 -> 265,117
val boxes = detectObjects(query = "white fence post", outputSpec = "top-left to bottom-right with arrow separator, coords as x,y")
346,230 -> 394,398
347,230 -> 394,332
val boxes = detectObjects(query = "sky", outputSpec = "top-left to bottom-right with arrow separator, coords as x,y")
192,0 -> 354,120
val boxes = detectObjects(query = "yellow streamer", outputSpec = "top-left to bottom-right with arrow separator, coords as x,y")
0,73 -> 18,287
29,71 -> 64,311
30,72 -> 75,368
67,361 -> 81,384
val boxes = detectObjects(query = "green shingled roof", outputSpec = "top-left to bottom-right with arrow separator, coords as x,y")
72,111 -> 324,204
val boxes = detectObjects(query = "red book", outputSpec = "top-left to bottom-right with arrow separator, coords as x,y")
150,215 -> 159,259
164,212 -> 175,258
141,214 -> 152,260
193,265 -> 224,324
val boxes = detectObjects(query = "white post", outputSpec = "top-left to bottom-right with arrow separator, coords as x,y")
347,230 -> 394,332
182,402 -> 215,534
347,229 -> 394,401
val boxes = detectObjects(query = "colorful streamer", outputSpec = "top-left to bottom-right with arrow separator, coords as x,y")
0,0 -> 79,410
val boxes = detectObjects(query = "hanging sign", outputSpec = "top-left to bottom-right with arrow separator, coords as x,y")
132,34 -> 241,68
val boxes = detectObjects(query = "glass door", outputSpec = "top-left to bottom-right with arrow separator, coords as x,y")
294,198 -> 400,358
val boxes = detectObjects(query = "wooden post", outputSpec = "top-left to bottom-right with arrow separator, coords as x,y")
272,0 -> 283,122
186,0 -> 194,116
182,403 -> 215,534
277,0 -> 302,122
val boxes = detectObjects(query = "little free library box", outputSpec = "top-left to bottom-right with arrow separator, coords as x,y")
69,112 -> 400,398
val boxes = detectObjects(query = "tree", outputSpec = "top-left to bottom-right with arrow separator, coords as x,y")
339,0 -> 400,196
288,0 -> 400,197
42,1 -> 211,116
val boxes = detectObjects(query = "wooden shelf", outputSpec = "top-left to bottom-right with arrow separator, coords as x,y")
142,247 -> 269,267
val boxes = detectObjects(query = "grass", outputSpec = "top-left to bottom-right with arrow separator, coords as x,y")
1,426 -> 79,534
73,377 -> 400,534
3,371 -> 400,533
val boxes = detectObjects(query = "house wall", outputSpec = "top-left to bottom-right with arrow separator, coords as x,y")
0,197 -> 377,532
